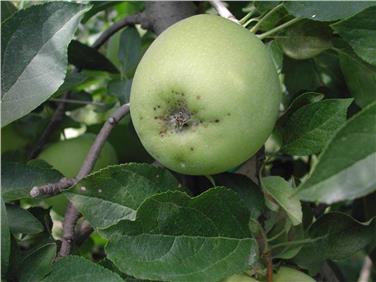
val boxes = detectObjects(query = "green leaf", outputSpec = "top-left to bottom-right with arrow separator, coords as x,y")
1,1 -> 17,22
68,40 -> 119,73
278,19 -> 332,60
1,2 -> 90,127
313,51 -> 348,98
213,173 -> 265,218
285,1 -> 376,21
277,92 -> 324,130
261,176 -> 302,226
331,6 -> 376,66
108,79 -> 132,104
54,71 -> 88,95
298,102 -> 376,203
66,163 -> 181,229
254,2 -> 287,32
271,226 -> 305,260
1,198 -> 10,276
105,188 -> 256,282
6,205 -> 44,235
281,99 -> 353,156
119,27 -> 141,78
339,53 -> 376,108
42,255 -> 123,282
18,243 -> 56,282
1,160 -> 62,202
283,57 -> 322,96
295,213 -> 375,266
266,40 -> 283,74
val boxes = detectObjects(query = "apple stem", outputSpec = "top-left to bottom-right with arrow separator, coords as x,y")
239,7 -> 257,26
243,18 -> 260,29
257,18 -> 302,40
210,0 -> 239,24
250,3 -> 284,34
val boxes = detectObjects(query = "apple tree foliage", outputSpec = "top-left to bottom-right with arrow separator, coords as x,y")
1,1 -> 376,281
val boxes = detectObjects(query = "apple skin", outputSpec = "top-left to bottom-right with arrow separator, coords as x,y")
130,15 -> 281,175
223,273 -> 259,282
38,134 -> 118,215
273,267 -> 315,282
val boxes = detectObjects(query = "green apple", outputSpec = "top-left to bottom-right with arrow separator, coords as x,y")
130,15 -> 281,175
1,125 -> 29,154
223,273 -> 259,282
273,267 -> 315,282
38,133 -> 118,215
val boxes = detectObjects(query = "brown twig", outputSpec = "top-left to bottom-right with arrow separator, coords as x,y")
210,0 -> 238,23
91,13 -> 146,50
28,13 -> 143,159
33,2 -> 198,259
58,103 -> 130,257
30,177 -> 76,198
30,103 -> 130,199
265,251 -> 273,282
28,91 -> 72,159
77,103 -> 130,179
30,103 -> 130,258
59,202 -> 80,257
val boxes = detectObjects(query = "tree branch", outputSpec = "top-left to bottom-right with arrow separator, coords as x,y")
28,13 -> 143,159
210,0 -> 238,23
30,103 -> 130,198
77,103 -> 130,179
33,1 -> 198,259
143,2 -> 197,35
58,202 -> 80,257
57,103 -> 130,257
30,177 -> 76,198
28,91 -> 72,160
91,13 -> 146,49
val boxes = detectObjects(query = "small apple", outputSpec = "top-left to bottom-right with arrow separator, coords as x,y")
38,133 -> 118,177
273,267 -> 315,282
38,133 -> 118,215
130,15 -> 281,175
223,273 -> 259,282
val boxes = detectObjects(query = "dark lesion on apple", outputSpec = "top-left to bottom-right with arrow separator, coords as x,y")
166,100 -> 200,133
153,91 -> 225,136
